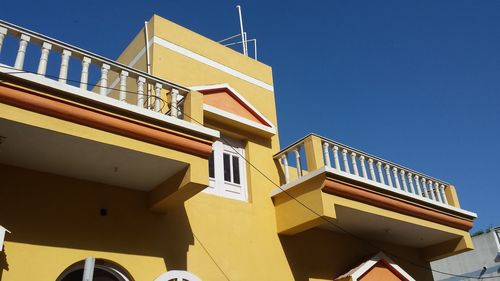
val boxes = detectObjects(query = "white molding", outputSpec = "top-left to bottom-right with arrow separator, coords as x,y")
153,36 -> 274,92
342,252 -> 415,281
0,64 -> 219,139
154,270 -> 202,281
204,104 -> 276,135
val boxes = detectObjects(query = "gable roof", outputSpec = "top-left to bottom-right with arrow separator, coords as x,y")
335,252 -> 415,281
190,84 -> 276,136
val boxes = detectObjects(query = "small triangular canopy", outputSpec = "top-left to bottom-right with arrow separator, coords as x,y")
335,252 -> 415,281
190,84 -> 276,136
0,225 -> 11,252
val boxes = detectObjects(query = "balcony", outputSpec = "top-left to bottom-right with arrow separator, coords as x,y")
0,20 -> 219,211
272,134 -> 476,261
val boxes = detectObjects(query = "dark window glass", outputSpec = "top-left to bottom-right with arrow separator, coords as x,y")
232,155 -> 240,184
208,152 -> 215,178
223,153 -> 231,182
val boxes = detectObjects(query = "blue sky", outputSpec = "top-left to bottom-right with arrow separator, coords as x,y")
1,1 -> 499,232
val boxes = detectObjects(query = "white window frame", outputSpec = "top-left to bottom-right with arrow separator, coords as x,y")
204,137 -> 248,202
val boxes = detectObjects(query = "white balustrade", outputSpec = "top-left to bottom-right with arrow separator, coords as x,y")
274,135 -> 454,208
37,42 -> 51,75
0,20 -> 189,120
14,34 -> 30,69
58,49 -> 71,83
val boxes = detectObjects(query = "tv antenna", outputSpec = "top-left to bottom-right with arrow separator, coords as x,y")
218,5 -> 258,60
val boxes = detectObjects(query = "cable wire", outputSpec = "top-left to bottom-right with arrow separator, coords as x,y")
1,65 -> 498,280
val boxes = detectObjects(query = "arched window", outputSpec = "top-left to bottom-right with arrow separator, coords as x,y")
56,258 -> 134,281
154,270 -> 202,281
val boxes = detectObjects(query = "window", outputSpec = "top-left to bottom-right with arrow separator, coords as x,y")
205,136 -> 247,201
56,258 -> 133,281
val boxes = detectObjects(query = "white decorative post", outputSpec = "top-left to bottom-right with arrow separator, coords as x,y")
0,27 -> 7,55
427,180 -> 435,200
333,146 -> 340,169
359,156 -> 367,179
434,182 -> 442,203
400,170 -> 408,192
342,149 -> 350,173
37,42 -> 52,75
99,63 -> 110,96
119,70 -> 129,102
58,49 -> 72,83
377,161 -> 385,184
155,83 -> 163,111
282,154 -> 290,184
14,34 -> 30,70
137,76 -> 146,108
385,165 -> 393,187
392,167 -> 400,189
170,88 -> 179,116
414,175 -> 422,196
407,173 -> 415,194
368,159 -> 376,181
351,152 -> 359,176
80,57 -> 91,90
440,185 -> 448,204
323,142 -> 331,167
421,178 -> 429,198
294,149 -> 302,177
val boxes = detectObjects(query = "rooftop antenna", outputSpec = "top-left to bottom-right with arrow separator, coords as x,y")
237,5 -> 248,56
218,5 -> 258,60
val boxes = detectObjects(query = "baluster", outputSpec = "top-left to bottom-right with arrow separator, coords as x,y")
154,83 -> 163,112
58,50 -> 71,83
407,173 -> 415,194
421,178 -> 429,198
119,70 -> 129,101
342,149 -> 350,173
392,167 -> 400,189
332,146 -> 340,169
427,180 -> 435,200
351,152 -> 359,176
359,156 -> 367,179
0,27 -> 7,55
368,159 -> 376,181
14,34 -> 30,70
37,42 -> 52,75
385,165 -> 393,187
440,185 -> 448,204
137,77 -> 146,108
434,182 -> 442,203
170,88 -> 179,116
99,64 -> 110,95
80,57 -> 91,90
414,175 -> 422,196
377,162 -> 385,184
282,154 -> 290,184
294,148 -> 302,177
323,142 -> 331,167
400,170 -> 408,192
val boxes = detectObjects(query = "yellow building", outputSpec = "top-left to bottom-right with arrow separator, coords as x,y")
0,15 -> 476,281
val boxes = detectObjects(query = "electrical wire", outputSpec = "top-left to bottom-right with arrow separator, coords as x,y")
1,65 -> 498,280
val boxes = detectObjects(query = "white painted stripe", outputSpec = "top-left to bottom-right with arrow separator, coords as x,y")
153,36 -> 274,92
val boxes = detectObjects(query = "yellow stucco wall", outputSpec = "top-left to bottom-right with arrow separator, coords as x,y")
0,14 -> 459,281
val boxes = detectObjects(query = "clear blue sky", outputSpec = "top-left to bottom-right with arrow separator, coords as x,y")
1,1 -> 498,232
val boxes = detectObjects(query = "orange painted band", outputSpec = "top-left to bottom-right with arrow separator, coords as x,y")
322,178 -> 473,231
0,84 -> 213,158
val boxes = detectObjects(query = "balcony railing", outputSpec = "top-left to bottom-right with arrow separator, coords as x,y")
0,19 -> 187,118
275,134 -> 459,209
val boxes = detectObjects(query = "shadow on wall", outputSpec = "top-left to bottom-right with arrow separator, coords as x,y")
279,227 -> 434,281
0,164 -> 195,273
0,250 -> 8,280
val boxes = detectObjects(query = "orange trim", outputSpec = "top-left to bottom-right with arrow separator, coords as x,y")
359,260 -> 408,281
322,178 -> 473,231
0,83 -> 213,158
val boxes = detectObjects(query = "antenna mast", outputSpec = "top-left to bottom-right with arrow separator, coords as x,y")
236,5 -> 248,56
